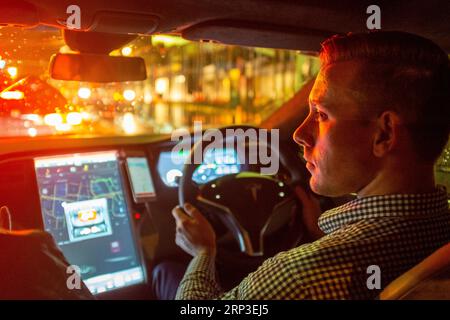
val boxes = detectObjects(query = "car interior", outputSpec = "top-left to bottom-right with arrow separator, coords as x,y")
0,0 -> 449,300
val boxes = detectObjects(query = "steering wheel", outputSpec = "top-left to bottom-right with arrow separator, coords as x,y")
178,125 -> 313,258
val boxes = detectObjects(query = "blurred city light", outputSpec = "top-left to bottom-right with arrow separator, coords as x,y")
0,90 -> 24,100
123,89 -> 136,102
44,113 -> 63,126
171,90 -> 183,102
67,112 -> 83,125
55,123 -> 72,132
0,27 -> 321,138
7,67 -> 18,79
174,75 -> 186,83
155,78 -> 169,95
81,112 -> 91,120
21,114 -> 41,123
113,91 -> 122,101
59,45 -> 73,54
78,87 -> 91,99
144,91 -> 153,104
152,35 -> 189,47
121,46 -> 133,56
122,112 -> 137,134
27,127 -> 37,137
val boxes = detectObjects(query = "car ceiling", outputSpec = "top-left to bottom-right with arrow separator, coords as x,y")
1,0 -> 449,53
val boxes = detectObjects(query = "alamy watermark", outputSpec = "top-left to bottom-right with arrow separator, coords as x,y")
64,5 -> 381,35
66,265 -> 82,290
170,121 -> 280,175
366,5 -> 381,30
366,265 -> 381,290
66,264 -> 382,291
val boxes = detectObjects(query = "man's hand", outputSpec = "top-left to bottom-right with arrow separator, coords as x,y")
172,203 -> 217,257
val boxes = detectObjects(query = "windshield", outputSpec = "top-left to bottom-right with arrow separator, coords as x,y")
0,26 -> 320,138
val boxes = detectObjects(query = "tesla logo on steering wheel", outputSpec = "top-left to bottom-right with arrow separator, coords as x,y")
246,183 -> 262,201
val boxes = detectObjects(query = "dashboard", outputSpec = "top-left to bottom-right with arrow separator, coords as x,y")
2,133 -> 447,300
34,151 -> 146,295
0,135 -> 244,298
157,148 -> 241,187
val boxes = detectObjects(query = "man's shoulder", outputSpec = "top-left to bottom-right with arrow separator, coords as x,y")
0,229 -> 54,256
0,229 -> 94,299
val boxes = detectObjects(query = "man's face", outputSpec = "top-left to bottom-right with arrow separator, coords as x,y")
293,61 -> 378,197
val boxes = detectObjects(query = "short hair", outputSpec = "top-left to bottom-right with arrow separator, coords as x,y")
319,31 -> 450,162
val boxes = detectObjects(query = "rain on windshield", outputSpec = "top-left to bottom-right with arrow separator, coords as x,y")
0,26 -> 320,138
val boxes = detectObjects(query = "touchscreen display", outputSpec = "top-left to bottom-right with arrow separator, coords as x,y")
157,148 -> 240,187
126,157 -> 156,201
34,151 -> 145,295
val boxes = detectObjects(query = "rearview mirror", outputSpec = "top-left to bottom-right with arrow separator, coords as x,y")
49,53 -> 147,83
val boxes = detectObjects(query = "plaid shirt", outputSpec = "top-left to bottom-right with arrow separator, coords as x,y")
176,187 -> 450,300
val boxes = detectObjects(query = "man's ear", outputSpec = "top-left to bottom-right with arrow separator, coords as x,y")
372,111 -> 401,157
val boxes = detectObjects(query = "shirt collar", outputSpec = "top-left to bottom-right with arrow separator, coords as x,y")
318,187 -> 449,234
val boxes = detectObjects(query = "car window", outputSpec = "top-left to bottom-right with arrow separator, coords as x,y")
0,26 -> 320,137
436,142 -> 450,194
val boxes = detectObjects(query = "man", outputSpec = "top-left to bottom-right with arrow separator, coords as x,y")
0,228 -> 94,299
1,207 -> 93,299
172,31 -> 450,299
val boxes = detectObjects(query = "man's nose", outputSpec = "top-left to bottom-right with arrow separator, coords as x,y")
293,117 -> 314,148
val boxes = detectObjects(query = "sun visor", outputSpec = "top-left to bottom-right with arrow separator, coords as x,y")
88,11 -> 159,34
182,20 -> 332,52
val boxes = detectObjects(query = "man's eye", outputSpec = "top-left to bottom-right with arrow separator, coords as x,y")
313,110 -> 328,122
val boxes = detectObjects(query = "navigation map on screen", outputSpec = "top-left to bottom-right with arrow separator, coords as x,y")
34,151 -> 145,295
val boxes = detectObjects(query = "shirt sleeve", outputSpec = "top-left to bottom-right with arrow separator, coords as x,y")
175,253 -> 222,299
175,251 -> 304,300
